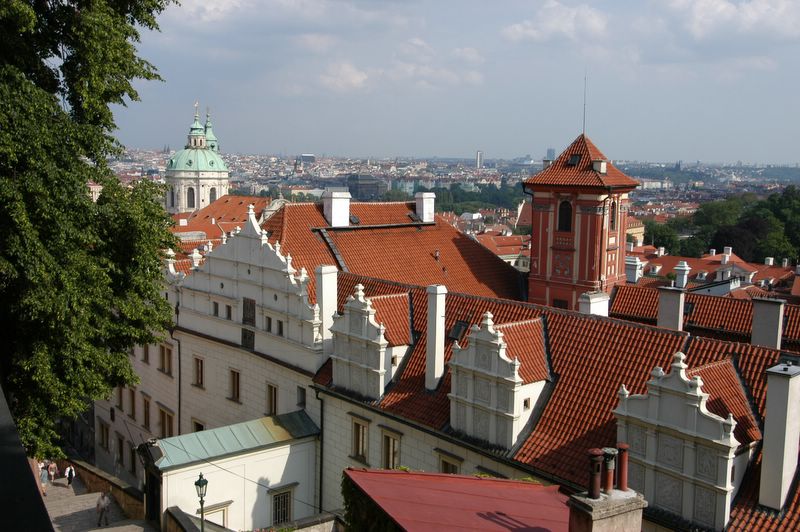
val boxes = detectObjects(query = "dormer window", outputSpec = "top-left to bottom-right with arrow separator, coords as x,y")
567,154 -> 581,166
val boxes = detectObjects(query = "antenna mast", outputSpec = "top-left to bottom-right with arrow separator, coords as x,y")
582,71 -> 588,134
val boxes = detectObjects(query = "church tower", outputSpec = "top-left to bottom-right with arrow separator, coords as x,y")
164,103 -> 230,214
523,135 -> 638,310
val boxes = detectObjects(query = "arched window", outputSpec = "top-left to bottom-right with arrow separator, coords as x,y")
187,187 -> 195,209
609,201 -> 617,231
557,200 -> 572,232
169,187 -> 175,207
209,187 -> 217,203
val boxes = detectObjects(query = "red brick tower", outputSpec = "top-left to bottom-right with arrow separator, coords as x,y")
523,135 -> 639,310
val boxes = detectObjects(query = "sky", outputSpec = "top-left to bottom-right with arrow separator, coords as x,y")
113,0 -> 800,163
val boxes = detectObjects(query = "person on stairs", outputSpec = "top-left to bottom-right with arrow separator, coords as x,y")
96,490 -> 111,527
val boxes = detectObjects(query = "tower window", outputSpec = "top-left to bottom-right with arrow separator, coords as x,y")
609,201 -> 617,231
557,200 -> 572,232
187,187 -> 196,209
210,187 -> 217,203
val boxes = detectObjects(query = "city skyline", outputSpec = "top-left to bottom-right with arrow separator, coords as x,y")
114,0 -> 800,163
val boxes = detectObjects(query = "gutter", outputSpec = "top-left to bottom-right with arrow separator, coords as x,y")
314,389 -> 325,512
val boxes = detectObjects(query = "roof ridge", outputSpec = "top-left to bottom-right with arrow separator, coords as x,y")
369,292 -> 410,301
494,318 -> 543,330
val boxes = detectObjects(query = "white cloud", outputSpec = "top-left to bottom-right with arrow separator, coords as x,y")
165,0 -> 251,24
319,62 -> 369,91
386,62 -> 482,88
666,0 -> 800,39
502,0 -> 608,42
452,47 -> 484,64
295,33 -> 338,54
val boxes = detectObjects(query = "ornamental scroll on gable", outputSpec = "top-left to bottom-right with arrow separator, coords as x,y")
613,352 -> 739,531
331,284 -> 405,401
448,312 -> 545,449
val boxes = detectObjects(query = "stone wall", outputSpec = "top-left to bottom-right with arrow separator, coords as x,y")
60,458 -> 144,520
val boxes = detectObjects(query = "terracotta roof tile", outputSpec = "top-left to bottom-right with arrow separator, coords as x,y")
370,293 -> 412,346
172,195 -> 270,240
728,453 -> 800,531
524,134 -> 638,189
494,319 -> 550,384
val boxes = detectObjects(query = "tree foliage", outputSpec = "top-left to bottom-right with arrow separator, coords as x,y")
1,0 -> 174,457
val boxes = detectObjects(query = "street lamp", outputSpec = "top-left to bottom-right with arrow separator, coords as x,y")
195,472 -> 208,532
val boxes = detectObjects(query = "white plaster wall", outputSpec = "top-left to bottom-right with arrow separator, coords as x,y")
160,438 -> 317,530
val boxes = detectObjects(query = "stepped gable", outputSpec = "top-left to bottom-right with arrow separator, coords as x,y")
524,134 -> 638,189
686,359 -> 761,445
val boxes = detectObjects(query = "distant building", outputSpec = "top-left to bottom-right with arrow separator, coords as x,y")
476,150 -> 484,169
546,147 -> 556,160
300,154 -> 316,164
347,173 -> 388,200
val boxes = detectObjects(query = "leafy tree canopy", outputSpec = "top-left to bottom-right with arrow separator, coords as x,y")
1,0 -> 174,457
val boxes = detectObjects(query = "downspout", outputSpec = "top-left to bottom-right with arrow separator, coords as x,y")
521,184 -> 534,301
170,287 -> 182,435
314,389 -> 325,512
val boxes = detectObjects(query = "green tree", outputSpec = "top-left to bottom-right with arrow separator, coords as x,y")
643,220 -> 680,254
1,0 -> 174,457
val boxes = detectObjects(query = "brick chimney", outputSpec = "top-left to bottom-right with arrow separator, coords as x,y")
751,297 -> 785,349
425,284 -> 447,391
322,188 -> 351,227
415,192 -> 435,223
657,286 -> 685,331
578,291 -> 610,316
315,265 -> 338,356
759,362 -> 800,511
568,445 -> 647,532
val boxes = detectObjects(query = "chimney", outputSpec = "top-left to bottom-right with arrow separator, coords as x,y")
751,297 -> 785,349
657,286 -> 685,331
796,264 -> 800,276
578,291 -> 610,317
625,256 -> 643,284
721,254 -> 730,265
322,188 -> 351,227
709,248 -> 716,256
592,160 -> 608,174
625,241 -> 634,252
782,258 -> 789,268
315,265 -> 338,356
425,285 -> 447,391
765,257 -> 774,266
415,192 -> 435,223
674,260 -> 691,289
542,159 -> 552,169
759,362 -> 800,511
568,447 -> 647,532
179,218 -> 188,226
657,246 -> 665,257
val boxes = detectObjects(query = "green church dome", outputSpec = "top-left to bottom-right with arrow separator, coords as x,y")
167,147 -> 229,172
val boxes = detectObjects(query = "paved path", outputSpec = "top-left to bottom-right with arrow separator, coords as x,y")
44,476 -> 156,532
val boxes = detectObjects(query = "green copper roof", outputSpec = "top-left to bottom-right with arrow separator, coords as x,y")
155,411 -> 319,472
168,147 -> 229,172
189,109 -> 204,136
204,113 -> 218,151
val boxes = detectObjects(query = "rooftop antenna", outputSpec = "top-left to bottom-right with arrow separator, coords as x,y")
582,70 -> 588,135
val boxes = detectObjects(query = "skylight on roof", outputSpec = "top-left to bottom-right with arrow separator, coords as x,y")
448,320 -> 469,341
567,154 -> 581,166
408,212 -> 422,222
350,214 -> 360,225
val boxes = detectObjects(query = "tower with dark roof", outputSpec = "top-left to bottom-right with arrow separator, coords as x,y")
523,134 -> 638,310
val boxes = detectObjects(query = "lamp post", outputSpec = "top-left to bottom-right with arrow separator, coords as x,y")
195,472 -> 208,532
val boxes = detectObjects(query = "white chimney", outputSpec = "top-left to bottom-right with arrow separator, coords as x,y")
626,241 -> 634,252
759,362 -> 800,511
782,258 -> 789,268
674,260 -> 691,289
709,248 -> 716,256
657,246 -> 665,257
578,291 -> 610,316
721,254 -> 730,265
751,298 -> 785,349
592,160 -> 607,174
179,218 -> 188,226
322,188 -> 351,227
315,265 -> 338,355
625,256 -> 644,284
765,257 -> 774,266
542,159 -> 552,169
723,246 -> 733,256
657,286 -> 685,331
426,284 -> 447,391
415,192 -> 436,223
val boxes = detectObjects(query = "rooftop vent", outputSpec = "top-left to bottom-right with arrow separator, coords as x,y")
408,211 -> 422,223
349,214 -> 360,225
567,154 -> 581,166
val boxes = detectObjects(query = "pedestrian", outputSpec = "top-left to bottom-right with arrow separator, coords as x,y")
96,490 -> 111,527
48,461 -> 59,482
65,464 -> 75,486
39,464 -> 49,496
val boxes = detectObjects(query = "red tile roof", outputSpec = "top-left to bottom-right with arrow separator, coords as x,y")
370,293 -> 412,346
524,134 -> 638,189
727,453 -> 800,531
494,319 -> 550,384
172,195 -> 269,240
344,468 -> 568,532
475,234 -> 531,258
516,201 -> 532,228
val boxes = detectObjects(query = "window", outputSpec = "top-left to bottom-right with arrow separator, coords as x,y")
210,187 -> 217,203
116,435 -> 124,465
266,383 -> 278,415
117,387 -> 124,409
142,395 -> 151,430
212,301 -> 219,317
225,305 -> 232,320
609,200 -> 617,231
552,298 -> 569,309
440,457 -> 460,474
230,370 -> 241,402
187,187 -> 195,209
296,386 -> 306,408
194,357 -> 204,387
142,344 -> 149,364
128,389 -> 136,420
159,408 -> 174,438
557,200 -> 572,232
242,328 -> 255,350
382,433 -> 400,469
99,421 -> 109,450
159,345 -> 173,375
193,420 -> 205,432
272,490 -> 292,526
567,153 -> 581,166
277,320 -> 284,337
129,446 -> 137,475
243,297 -> 256,326
352,419 -> 368,463
266,316 -> 273,333
169,187 -> 175,207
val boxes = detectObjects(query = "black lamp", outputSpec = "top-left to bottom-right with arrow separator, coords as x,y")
195,473 -> 208,532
